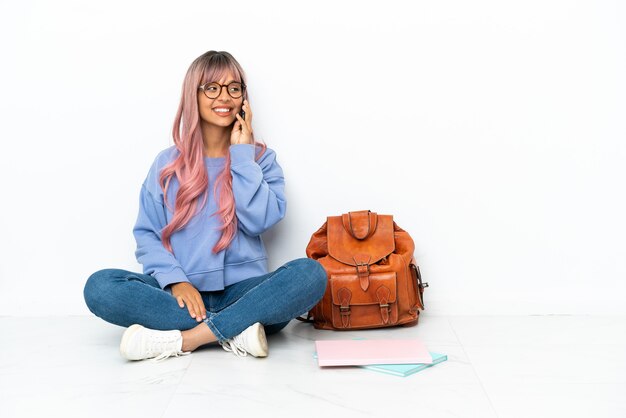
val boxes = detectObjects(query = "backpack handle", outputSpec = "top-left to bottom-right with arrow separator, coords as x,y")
342,210 -> 378,240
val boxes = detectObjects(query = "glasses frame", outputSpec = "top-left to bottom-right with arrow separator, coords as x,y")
198,81 -> 247,99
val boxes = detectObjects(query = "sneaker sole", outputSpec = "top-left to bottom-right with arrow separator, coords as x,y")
248,322 -> 268,357
120,324 -> 144,360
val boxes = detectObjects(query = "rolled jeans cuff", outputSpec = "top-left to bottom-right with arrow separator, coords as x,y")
203,314 -> 227,342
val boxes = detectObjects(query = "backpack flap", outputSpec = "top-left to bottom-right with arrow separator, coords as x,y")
327,210 -> 395,267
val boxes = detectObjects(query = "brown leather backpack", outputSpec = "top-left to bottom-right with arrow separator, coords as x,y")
297,210 -> 428,330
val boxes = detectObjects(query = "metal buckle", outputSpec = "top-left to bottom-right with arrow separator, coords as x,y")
355,262 -> 370,275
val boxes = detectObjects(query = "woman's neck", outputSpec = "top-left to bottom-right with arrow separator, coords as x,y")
200,120 -> 230,158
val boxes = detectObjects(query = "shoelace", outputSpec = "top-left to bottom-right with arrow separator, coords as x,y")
219,334 -> 248,357
144,331 -> 191,363
151,349 -> 191,363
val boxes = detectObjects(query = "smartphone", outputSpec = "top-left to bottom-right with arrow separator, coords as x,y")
239,108 -> 246,120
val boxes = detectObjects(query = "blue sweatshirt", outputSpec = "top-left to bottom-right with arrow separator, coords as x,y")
132,143 -> 286,292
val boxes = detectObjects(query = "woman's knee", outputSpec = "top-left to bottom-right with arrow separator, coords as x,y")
287,258 -> 327,299
83,268 -> 120,313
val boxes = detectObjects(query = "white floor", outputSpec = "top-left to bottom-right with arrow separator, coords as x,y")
1,315 -> 625,418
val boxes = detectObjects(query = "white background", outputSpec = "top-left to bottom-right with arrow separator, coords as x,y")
0,0 -> 624,316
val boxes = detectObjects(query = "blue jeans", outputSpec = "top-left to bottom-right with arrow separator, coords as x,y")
83,258 -> 327,342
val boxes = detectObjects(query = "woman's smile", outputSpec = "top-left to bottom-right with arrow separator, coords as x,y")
212,106 -> 233,117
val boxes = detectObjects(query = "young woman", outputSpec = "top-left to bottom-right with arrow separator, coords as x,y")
83,50 -> 327,362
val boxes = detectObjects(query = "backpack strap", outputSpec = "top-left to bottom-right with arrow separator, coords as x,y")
376,285 -> 392,324
295,312 -> 314,323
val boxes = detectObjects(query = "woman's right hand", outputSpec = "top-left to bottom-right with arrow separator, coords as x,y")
170,282 -> 206,322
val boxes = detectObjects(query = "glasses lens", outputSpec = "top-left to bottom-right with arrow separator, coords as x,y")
204,83 -> 221,99
227,82 -> 243,98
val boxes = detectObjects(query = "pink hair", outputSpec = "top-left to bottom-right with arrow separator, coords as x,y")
159,51 -> 266,255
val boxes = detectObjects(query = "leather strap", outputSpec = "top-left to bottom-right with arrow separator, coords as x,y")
353,254 -> 371,291
337,287 -> 352,328
295,312 -> 314,323
376,286 -> 391,324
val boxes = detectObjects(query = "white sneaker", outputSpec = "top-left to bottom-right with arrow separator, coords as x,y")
219,322 -> 268,358
120,324 -> 192,362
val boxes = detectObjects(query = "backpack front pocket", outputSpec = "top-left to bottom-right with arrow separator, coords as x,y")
329,271 -> 398,329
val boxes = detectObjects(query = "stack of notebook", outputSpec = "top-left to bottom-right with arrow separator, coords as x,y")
314,338 -> 447,377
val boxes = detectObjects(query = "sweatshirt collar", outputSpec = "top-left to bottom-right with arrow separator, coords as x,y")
204,156 -> 226,167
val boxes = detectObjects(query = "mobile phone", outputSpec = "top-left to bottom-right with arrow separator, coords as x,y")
239,108 -> 246,120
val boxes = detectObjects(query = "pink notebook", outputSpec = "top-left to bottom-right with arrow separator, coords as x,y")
315,339 -> 433,367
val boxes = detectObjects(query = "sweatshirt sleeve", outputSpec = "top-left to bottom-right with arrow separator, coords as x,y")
229,144 -> 287,236
133,184 -> 191,290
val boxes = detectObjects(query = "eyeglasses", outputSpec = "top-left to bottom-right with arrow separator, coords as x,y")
198,81 -> 246,99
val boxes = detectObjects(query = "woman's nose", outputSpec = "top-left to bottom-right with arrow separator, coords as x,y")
217,85 -> 231,101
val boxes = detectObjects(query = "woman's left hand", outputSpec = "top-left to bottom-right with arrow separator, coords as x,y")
230,99 -> 254,145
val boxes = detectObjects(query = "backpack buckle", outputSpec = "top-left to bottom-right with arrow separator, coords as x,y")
355,262 -> 370,275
